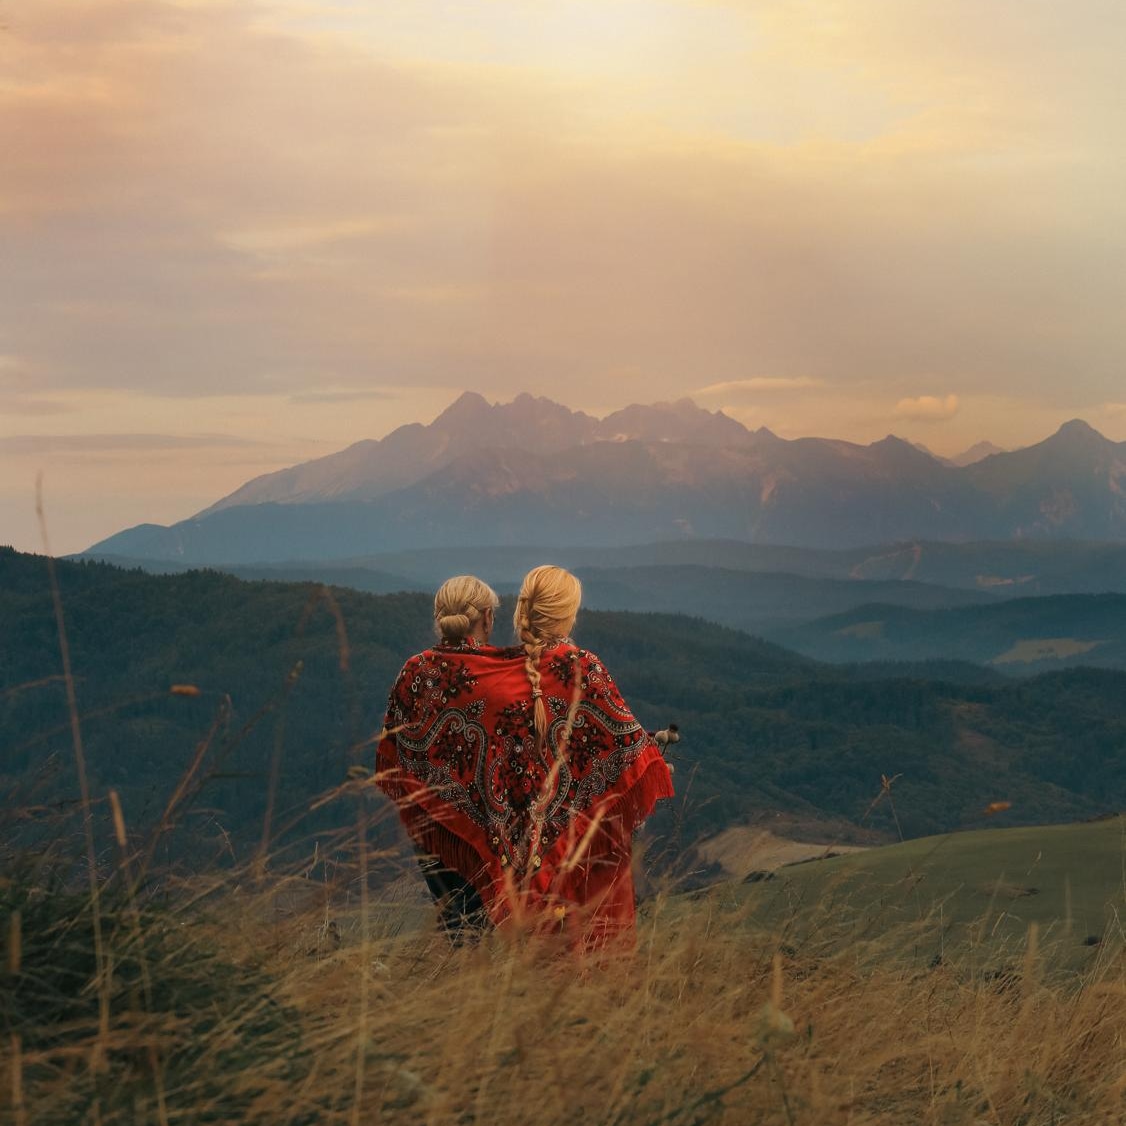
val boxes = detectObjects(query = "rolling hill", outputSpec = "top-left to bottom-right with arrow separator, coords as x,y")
730,816 -> 1126,965
774,593 -> 1126,671
575,564 -> 991,632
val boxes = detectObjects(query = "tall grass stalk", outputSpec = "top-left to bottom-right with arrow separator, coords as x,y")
108,789 -> 171,1126
8,911 -> 25,1126
35,479 -> 111,1075
351,805 -> 370,1126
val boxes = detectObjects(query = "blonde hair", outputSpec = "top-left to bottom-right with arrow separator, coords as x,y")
433,575 -> 500,642
513,565 -> 582,749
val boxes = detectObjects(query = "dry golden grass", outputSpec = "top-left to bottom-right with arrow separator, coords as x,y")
276,891 -> 1126,1125
7,850 -> 1126,1126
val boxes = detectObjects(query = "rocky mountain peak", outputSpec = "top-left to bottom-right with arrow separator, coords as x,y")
432,390 -> 492,428
1049,419 -> 1110,448
872,434 -> 941,461
598,398 -> 751,445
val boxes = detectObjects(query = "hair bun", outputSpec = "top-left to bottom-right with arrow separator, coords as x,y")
436,612 -> 471,641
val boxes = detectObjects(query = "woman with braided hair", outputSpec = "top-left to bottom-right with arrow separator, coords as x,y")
376,565 -> 674,948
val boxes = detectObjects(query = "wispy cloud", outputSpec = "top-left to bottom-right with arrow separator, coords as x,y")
894,394 -> 960,422
698,377 -> 827,395
219,217 -> 412,256
288,389 -> 395,405
0,396 -> 76,417
0,434 -> 267,454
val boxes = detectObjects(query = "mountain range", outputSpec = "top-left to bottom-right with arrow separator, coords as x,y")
84,392 -> 1126,562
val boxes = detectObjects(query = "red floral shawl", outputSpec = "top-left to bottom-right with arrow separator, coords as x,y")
375,639 -> 674,941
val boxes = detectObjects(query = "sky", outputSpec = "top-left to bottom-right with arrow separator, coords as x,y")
3,0 -> 1125,554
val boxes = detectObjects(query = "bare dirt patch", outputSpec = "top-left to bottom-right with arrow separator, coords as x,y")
834,620 -> 885,639
695,826 -> 868,879
991,637 -> 1105,665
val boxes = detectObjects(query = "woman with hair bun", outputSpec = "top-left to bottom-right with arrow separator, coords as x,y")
432,573 -> 499,648
384,574 -> 499,940
377,565 -> 674,949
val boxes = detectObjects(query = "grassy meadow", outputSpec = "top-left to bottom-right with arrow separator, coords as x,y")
4,803 -> 1126,1124
730,815 -> 1126,962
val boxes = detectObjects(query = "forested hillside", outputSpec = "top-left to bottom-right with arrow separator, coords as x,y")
3,548 -> 1125,865
776,593 -> 1126,670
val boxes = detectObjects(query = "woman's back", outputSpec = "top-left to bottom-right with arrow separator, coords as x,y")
376,567 -> 674,946
382,639 -> 667,873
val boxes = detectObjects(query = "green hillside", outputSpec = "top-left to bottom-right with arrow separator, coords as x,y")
730,816 -> 1126,966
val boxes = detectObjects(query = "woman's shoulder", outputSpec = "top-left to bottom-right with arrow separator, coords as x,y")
404,639 -> 496,660
554,641 -> 601,663
400,642 -> 527,670
394,645 -> 458,676
541,641 -> 607,673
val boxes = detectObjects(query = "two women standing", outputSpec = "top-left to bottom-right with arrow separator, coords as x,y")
375,566 -> 674,948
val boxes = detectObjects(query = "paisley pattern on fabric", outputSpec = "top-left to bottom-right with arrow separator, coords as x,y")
382,642 -> 655,875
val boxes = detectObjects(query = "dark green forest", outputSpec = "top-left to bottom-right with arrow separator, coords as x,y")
3,547 -> 1125,869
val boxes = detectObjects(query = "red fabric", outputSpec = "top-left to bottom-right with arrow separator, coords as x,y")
376,640 -> 674,945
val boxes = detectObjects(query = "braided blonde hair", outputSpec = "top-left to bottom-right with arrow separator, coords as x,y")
433,575 -> 500,643
513,565 -> 582,750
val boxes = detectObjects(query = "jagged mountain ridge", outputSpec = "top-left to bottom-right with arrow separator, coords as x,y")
200,392 -> 748,514
87,394 -> 1126,562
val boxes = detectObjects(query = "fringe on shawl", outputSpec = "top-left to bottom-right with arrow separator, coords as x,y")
599,744 -> 677,836
376,765 -> 493,890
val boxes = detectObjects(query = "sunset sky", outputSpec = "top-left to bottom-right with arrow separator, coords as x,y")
3,0 -> 1125,553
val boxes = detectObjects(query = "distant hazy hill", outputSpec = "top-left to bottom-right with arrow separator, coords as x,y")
776,593 -> 1126,671
575,564 -> 991,632
6,548 -> 1126,853
84,394 -> 1126,562
83,538 -> 1126,606
949,440 -> 1007,467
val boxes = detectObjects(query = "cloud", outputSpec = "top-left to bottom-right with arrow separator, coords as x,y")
0,434 -> 267,454
894,394 -> 960,422
288,389 -> 395,405
1,0 -> 1125,426
0,396 -> 75,416
218,218 -> 413,256
698,377 -> 827,395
